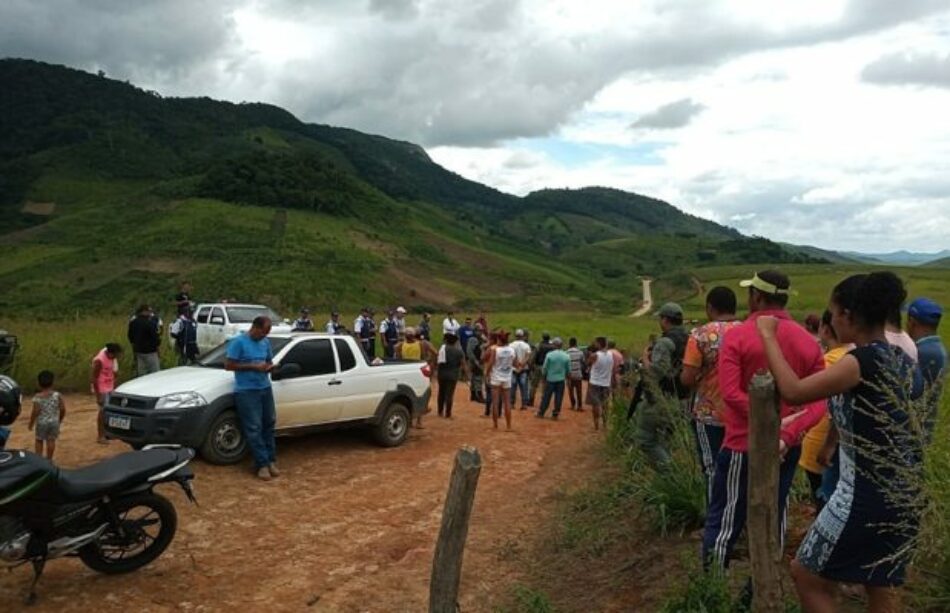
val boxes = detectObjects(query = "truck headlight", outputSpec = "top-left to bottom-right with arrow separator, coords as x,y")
155,392 -> 207,410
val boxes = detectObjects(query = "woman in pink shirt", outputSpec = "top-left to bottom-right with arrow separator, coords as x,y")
91,343 -> 123,444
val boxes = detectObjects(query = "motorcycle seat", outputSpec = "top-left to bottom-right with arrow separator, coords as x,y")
56,449 -> 187,500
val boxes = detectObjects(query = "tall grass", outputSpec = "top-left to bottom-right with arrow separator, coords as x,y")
910,393 -> 950,609
1,317 -> 179,392
658,561 -> 735,613
607,393 -> 707,535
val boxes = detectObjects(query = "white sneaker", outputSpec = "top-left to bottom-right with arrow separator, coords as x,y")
268,463 -> 280,477
257,466 -> 272,481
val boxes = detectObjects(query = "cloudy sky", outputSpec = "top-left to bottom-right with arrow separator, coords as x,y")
2,0 -> 949,252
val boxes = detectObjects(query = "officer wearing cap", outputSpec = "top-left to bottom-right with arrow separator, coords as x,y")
634,302 -> 689,470
326,311 -> 345,335
380,309 -> 401,358
292,308 -> 314,332
354,307 -> 376,357
907,297 -> 946,441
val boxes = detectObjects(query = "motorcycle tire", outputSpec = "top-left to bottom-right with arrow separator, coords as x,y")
78,492 -> 177,575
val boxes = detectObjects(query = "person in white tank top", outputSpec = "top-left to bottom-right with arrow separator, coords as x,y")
586,337 -> 614,430
486,331 -> 515,430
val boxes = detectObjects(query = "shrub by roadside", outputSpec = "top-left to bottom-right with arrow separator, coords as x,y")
606,394 -> 706,535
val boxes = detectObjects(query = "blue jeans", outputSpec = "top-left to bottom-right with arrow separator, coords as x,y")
234,387 -> 277,469
538,380 -> 565,417
510,371 -> 529,407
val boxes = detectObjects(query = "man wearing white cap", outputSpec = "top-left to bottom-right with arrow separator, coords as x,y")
394,306 -> 408,342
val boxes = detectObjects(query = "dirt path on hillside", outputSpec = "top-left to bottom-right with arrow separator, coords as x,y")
1,387 -> 607,612
631,278 -> 653,317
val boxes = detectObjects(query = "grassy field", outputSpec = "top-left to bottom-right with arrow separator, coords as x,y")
686,263 -> 950,317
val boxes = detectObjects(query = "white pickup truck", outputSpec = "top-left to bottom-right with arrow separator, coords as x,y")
190,303 -> 292,355
103,333 -> 431,463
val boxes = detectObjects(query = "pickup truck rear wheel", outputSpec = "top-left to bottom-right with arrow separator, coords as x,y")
200,410 -> 247,464
373,402 -> 411,447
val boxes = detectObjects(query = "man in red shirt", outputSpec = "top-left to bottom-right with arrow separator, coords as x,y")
702,270 -> 826,569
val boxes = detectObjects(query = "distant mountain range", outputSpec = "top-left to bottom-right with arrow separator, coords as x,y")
842,250 -> 950,266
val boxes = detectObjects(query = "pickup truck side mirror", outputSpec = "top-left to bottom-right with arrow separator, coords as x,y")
271,363 -> 302,381
209,316 -> 225,325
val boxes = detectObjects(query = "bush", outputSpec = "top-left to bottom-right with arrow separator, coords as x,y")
607,393 -> 707,535
659,562 -> 734,613
509,584 -> 556,613
910,393 -> 950,609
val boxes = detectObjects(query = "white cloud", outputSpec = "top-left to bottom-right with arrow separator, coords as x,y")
861,51 -> 950,88
431,15 -> 950,251
1,0 -> 949,251
631,98 -> 707,130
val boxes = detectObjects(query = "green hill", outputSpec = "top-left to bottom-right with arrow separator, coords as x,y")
924,256 -> 950,269
0,58 -> 823,318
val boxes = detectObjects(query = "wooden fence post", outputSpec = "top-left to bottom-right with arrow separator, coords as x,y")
429,446 -> 482,613
747,372 -> 784,612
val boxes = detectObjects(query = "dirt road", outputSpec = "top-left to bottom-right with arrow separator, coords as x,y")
1,386 -> 605,611
631,278 -> 653,317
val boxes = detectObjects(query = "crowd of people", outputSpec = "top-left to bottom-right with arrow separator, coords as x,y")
5,268 -> 947,610
290,305 -> 639,433
628,269 -> 946,611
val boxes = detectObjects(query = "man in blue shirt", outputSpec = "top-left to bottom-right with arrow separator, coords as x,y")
907,297 -> 946,443
458,318 -> 474,352
226,316 -> 278,480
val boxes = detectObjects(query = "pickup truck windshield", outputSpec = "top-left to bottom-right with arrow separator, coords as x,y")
226,306 -> 282,324
198,338 -> 291,368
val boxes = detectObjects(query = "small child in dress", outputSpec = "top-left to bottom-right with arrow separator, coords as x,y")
29,370 -> 66,459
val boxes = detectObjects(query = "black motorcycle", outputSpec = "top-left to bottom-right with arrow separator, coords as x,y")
0,445 -> 196,603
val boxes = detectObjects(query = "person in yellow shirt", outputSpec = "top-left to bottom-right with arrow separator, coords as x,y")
798,310 -> 848,511
396,328 -> 436,429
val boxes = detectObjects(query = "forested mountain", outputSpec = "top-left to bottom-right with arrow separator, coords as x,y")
0,59 -> 822,316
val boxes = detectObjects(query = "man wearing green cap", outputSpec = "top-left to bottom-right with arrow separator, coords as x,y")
635,302 -> 690,470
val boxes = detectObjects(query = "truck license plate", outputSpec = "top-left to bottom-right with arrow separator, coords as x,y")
108,415 -> 131,430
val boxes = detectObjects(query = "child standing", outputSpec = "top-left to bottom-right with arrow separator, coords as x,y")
92,342 -> 122,444
29,370 -> 66,459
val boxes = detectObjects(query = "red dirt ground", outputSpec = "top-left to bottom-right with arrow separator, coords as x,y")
1,387 -> 608,612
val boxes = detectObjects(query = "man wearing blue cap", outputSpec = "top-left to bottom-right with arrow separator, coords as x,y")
907,297 -> 946,442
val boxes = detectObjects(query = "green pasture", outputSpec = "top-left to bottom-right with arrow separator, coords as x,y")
687,263 -> 950,315
0,311 -> 658,393
6,259 -> 950,394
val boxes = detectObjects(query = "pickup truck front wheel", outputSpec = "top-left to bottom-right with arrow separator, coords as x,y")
201,410 -> 248,464
373,402 -> 410,447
